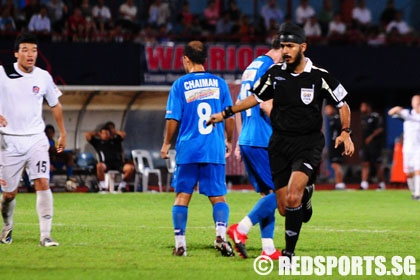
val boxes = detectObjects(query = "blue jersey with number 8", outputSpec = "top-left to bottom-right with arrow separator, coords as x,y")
165,71 -> 232,164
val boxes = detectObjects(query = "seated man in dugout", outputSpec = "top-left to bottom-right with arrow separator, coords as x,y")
85,125 -> 134,192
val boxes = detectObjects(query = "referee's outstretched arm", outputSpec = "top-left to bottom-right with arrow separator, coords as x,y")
206,95 -> 259,126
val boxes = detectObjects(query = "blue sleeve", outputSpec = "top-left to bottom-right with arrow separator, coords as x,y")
165,79 -> 183,121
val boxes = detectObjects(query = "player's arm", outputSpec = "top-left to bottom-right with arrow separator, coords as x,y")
225,117 -> 234,158
365,126 -> 384,144
85,131 -> 98,142
0,114 -> 7,127
206,95 -> 259,126
388,106 -> 403,117
234,99 -> 243,160
51,102 -> 67,153
111,128 -> 126,139
260,99 -> 273,117
161,119 -> 178,159
335,101 -> 354,156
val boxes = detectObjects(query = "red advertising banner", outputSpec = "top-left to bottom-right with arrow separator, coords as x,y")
143,43 -> 270,85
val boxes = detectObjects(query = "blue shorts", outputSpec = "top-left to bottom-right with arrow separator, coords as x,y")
240,145 -> 274,194
172,163 -> 227,197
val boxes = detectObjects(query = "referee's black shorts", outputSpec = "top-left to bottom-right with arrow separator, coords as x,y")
268,131 -> 325,190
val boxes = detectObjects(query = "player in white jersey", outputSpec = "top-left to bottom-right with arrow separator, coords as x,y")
0,33 -> 67,246
388,94 -> 420,200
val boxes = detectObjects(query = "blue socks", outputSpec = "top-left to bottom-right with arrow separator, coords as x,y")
172,205 -> 188,235
213,201 -> 229,227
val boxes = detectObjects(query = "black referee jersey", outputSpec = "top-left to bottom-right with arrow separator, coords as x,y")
251,58 -> 348,136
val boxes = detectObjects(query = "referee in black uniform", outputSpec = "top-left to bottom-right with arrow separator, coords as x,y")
207,22 -> 355,258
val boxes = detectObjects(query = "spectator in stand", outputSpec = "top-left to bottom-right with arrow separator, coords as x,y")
84,16 -> 98,41
328,13 -> 346,42
238,15 -> 254,43
2,0 -> 18,19
46,0 -> 68,34
109,24 -> 125,42
178,1 -> 193,27
203,0 -> 220,33
92,0 -> 112,35
137,23 -> 156,43
190,14 -> 204,36
303,15 -> 321,37
295,0 -> 316,27
148,0 -> 170,29
116,0 -> 139,34
28,5 -> 51,40
67,7 -> 86,41
226,0 -> 241,23
318,0 -> 334,36
215,12 -> 233,37
148,0 -> 159,28
380,0 -> 397,29
351,0 -> 371,33
260,0 -> 283,31
156,23 -> 170,43
21,0 -> 41,28
366,25 -> 386,46
264,17 -> 279,44
79,0 -> 93,19
386,10 -> 412,36
0,7 -> 17,33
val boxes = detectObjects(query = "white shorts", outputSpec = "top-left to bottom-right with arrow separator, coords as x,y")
403,149 -> 420,174
0,133 -> 50,192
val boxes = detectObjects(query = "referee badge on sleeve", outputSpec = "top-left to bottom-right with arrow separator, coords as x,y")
333,84 -> 348,101
301,87 -> 314,105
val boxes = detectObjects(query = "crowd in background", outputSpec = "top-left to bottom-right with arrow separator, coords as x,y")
0,0 -> 418,45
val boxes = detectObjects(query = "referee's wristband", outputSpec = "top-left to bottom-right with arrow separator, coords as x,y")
222,106 -> 234,119
341,127 -> 352,134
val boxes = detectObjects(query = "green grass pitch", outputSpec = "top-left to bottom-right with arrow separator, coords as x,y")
0,189 -> 418,280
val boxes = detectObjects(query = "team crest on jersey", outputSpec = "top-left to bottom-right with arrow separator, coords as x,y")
32,86 -> 40,94
301,86 -> 314,105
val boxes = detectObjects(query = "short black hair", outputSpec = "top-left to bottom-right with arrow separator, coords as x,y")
183,41 -> 207,65
45,124 -> 55,133
104,121 -> 115,128
271,32 -> 281,49
14,32 -> 38,52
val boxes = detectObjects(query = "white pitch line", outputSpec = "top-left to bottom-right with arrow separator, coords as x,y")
15,223 -> 417,234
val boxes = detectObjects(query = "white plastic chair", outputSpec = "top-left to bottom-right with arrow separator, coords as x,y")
97,151 -> 122,192
165,149 -> 176,192
104,170 -> 121,193
131,149 -> 162,192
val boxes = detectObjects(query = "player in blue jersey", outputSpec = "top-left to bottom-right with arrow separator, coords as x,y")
226,35 -> 283,260
161,40 -> 235,257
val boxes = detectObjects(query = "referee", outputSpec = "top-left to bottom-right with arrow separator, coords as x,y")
207,22 -> 354,258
